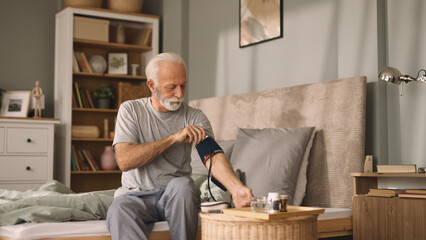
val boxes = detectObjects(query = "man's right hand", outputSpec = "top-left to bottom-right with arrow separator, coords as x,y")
173,124 -> 206,145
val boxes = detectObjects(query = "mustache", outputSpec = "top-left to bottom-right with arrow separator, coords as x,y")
166,98 -> 183,104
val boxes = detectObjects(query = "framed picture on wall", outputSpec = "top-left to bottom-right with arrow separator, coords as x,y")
0,91 -> 31,117
239,0 -> 283,48
108,52 -> 128,75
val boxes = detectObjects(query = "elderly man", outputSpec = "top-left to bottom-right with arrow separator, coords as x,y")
106,52 -> 253,240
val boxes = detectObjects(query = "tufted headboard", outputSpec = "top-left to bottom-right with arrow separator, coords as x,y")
189,76 -> 366,208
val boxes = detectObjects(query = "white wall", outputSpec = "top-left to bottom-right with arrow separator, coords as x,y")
387,0 -> 426,167
185,0 -> 388,163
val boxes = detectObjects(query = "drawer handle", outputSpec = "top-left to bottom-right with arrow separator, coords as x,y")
27,138 -> 32,143
26,166 -> 31,171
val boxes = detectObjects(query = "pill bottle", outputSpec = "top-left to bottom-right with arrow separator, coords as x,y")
280,195 -> 288,212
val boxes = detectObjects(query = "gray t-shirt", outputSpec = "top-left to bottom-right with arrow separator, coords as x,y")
113,97 -> 213,197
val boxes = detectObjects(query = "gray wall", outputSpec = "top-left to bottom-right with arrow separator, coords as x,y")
387,0 -> 426,167
1,0 -> 425,167
184,0 -> 389,165
0,0 -> 60,118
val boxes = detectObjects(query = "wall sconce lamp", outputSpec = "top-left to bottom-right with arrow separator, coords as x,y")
378,67 -> 426,95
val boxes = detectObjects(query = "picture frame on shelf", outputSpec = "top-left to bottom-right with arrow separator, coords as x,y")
108,52 -> 128,75
239,0 -> 283,48
0,91 -> 31,117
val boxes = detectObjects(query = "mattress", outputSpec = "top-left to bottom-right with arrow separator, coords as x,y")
0,208 -> 351,240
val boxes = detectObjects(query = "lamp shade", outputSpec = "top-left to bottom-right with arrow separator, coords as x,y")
379,67 -> 403,85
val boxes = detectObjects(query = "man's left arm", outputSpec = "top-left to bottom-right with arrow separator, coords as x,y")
191,109 -> 253,207
204,153 -> 253,208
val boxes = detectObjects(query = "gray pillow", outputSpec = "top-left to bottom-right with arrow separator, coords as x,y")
190,140 -> 235,175
230,127 -> 315,205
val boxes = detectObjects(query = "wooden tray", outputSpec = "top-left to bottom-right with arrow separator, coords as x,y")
222,206 -> 325,220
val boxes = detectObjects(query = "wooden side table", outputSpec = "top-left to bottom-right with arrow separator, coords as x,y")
200,206 -> 324,240
351,173 -> 426,240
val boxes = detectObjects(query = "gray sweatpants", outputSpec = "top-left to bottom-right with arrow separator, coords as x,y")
106,177 -> 201,240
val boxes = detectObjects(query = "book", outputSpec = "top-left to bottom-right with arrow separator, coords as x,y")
71,145 -> 82,171
398,193 -> 426,199
79,88 -> 89,108
75,51 -> 90,73
406,189 -> 426,194
82,149 -> 99,171
73,51 -> 81,73
135,28 -> 152,46
77,149 -> 91,171
376,164 -> 416,173
74,82 -> 83,108
142,28 -> 152,46
85,88 -> 95,108
70,149 -> 78,171
367,192 -> 395,198
85,150 -> 100,170
80,52 -> 93,73
72,91 -> 78,108
369,188 -> 405,194
134,28 -> 146,45
367,188 -> 405,197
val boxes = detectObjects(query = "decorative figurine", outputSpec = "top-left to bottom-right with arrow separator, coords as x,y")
31,81 -> 43,118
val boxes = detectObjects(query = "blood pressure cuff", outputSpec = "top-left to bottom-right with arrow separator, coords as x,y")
196,137 -> 227,192
196,137 -> 224,166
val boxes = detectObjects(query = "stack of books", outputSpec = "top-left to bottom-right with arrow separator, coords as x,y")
134,28 -> 152,46
73,51 -> 93,73
71,145 -> 100,171
398,189 -> 426,199
376,164 -> 416,173
367,188 -> 405,197
73,82 -> 95,109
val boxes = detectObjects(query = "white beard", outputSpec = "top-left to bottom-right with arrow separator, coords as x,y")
155,88 -> 183,111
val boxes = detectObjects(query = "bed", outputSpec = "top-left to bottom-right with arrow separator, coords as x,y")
0,76 -> 366,239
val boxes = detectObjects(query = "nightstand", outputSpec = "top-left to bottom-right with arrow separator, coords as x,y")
351,173 -> 426,240
0,117 -> 59,190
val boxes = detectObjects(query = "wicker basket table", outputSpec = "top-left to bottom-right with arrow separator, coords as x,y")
200,206 -> 325,240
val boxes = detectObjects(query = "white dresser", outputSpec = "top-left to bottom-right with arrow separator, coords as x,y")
0,117 -> 59,190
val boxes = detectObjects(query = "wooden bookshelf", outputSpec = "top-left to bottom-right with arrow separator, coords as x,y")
55,6 -> 158,192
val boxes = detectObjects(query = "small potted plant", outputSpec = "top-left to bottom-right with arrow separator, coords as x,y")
94,85 -> 115,109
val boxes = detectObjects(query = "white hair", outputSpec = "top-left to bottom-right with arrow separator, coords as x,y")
145,52 -> 187,86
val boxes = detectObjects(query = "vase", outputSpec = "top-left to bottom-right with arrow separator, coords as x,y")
97,99 -> 110,109
101,146 -> 117,170
89,55 -> 107,73
116,23 -> 125,44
